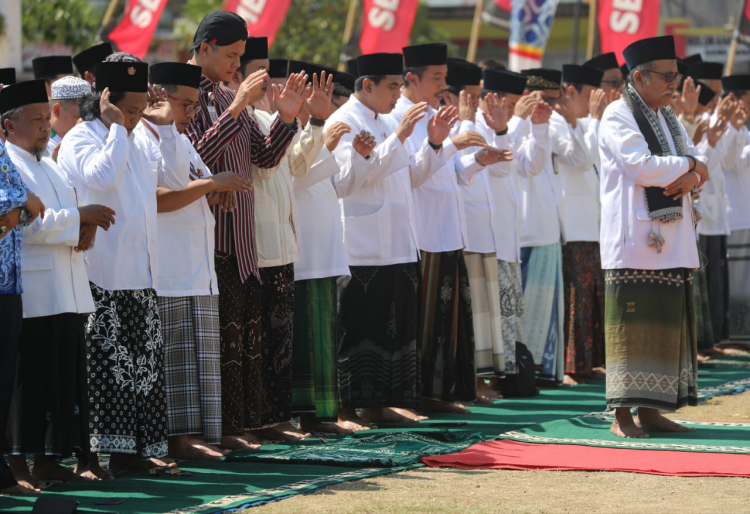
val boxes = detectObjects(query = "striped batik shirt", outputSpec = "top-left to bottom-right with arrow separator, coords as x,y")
185,75 -> 297,282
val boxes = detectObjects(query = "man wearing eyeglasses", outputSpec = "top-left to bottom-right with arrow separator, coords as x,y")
584,52 -> 626,97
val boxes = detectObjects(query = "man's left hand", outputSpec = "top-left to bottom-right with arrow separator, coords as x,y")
273,72 -> 310,124
427,105 -> 459,148
305,71 -> 335,121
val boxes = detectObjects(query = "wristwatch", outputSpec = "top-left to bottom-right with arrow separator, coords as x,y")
18,208 -> 31,224
310,117 -> 326,127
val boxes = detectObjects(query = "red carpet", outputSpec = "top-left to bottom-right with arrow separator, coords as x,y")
422,440 -> 750,477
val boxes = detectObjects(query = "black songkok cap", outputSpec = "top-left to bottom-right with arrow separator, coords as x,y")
191,10 -> 247,52
150,63 -> 202,89
621,63 -> 629,78
288,61 -> 337,84
696,81 -> 717,106
32,56 -> 73,79
402,43 -> 448,68
683,53 -> 703,65
688,61 -> 723,80
356,53 -> 403,77
335,72 -> 356,93
94,61 -> 149,93
73,42 -> 114,75
623,35 -> 676,70
484,69 -> 527,95
446,58 -> 481,87
346,58 -> 359,78
0,68 -> 16,85
676,59 -> 689,78
722,74 -> 750,92
562,64 -> 604,87
241,37 -> 268,63
0,80 -> 49,114
521,68 -> 562,89
583,52 -> 619,72
268,59 -> 288,79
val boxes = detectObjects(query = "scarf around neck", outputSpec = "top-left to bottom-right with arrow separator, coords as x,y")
622,83 -> 686,223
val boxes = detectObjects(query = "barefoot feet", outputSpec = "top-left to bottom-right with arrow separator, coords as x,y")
251,422 -> 311,442
221,433 -> 262,451
421,399 -> 472,414
169,435 -> 228,460
32,456 -> 90,483
637,408 -> 696,433
0,482 -> 41,496
75,455 -> 114,480
477,378 -> 501,403
299,415 -> 353,435
337,409 -> 376,431
563,374 -> 585,386
108,454 -> 177,471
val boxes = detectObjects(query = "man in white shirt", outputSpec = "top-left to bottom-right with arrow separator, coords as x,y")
584,52 -> 625,97
73,42 -> 114,86
47,76 -> 91,158
599,35 -> 708,438
58,61 -> 174,473
558,64 -> 607,385
2,79 -> 114,485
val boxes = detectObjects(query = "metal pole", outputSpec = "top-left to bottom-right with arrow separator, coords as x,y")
467,0 -> 485,63
586,0 -> 598,60
339,0 -> 359,71
571,0 -> 584,63
727,0 -> 747,75
101,0 -> 121,29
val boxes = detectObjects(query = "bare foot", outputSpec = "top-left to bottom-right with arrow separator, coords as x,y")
590,368 -> 606,380
0,482 -> 41,496
299,415 -> 353,435
637,409 -> 696,433
360,407 -> 423,424
222,432 -> 263,450
610,408 -> 649,438
8,455 -> 40,489
251,422 -> 311,441
75,456 -> 114,480
421,399 -> 472,414
32,456 -> 90,482
563,374 -> 585,386
697,353 -> 712,363
477,378 -> 501,402
337,409 -> 376,431
169,436 -> 227,460
390,408 -> 428,422
108,454 -> 177,471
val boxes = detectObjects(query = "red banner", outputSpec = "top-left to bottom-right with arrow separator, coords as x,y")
223,0 -> 293,48
597,0 -> 661,64
738,0 -> 750,45
360,0 -> 420,55
108,0 -> 169,59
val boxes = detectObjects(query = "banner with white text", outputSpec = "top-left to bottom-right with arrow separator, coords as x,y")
223,0 -> 293,47
597,0 -> 661,64
108,0 -> 169,59
360,0 -> 420,55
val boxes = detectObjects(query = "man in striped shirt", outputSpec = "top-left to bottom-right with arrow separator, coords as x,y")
186,10 -> 307,450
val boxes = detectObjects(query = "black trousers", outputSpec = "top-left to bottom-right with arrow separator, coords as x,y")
701,235 -> 730,344
0,294 -> 22,488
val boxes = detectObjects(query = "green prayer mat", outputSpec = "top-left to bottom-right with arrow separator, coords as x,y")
502,412 -> 750,453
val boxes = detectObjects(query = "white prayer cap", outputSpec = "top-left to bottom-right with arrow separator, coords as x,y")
50,76 -> 92,100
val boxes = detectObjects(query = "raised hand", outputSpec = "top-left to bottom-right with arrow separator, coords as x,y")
230,69 -> 270,119
143,85 -> 174,126
395,102 -> 429,144
707,116 -> 729,148
273,72 -> 311,124
306,72 -> 335,121
514,94 -> 538,120
589,88 -> 608,121
607,88 -> 621,104
530,100 -> 553,125
732,102 -> 749,130
717,93 -> 739,120
324,122 -> 351,152
353,130 -> 377,158
483,93 -> 509,131
450,130 -> 487,151
99,87 -> 125,128
554,93 -> 576,126
680,77 -> 699,117
209,171 -> 254,193
427,105 -> 459,148
476,147 -> 513,166
78,204 -> 116,230
458,90 -> 476,123
692,117 -> 708,146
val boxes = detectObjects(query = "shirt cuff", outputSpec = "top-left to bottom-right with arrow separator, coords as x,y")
110,123 -> 128,139
440,137 -> 458,160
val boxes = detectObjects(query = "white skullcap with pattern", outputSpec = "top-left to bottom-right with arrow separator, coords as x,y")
51,76 -> 92,100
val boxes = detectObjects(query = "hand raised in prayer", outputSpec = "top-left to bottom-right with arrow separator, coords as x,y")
514,94 -> 538,120
218,191 -> 236,212
607,88 -> 621,104
450,130 -> 487,151
530,100 -> 553,125
589,88 -> 608,121
395,102 -> 429,144
324,122 -> 351,152
717,93 -> 739,120
0,208 -> 21,239
482,93 -> 509,132
427,105 -> 459,148
458,90 -> 476,123
143,85 -> 174,126
51,141 -> 62,163
680,77 -> 699,117
305,72 -> 335,121
692,118 -> 708,146
230,69 -> 270,119
24,192 -> 45,222
732,101 -> 749,130
476,147 -> 513,166
75,223 -> 97,252
209,172 -> 253,194
273,72 -> 311,124
554,93 -> 576,126
99,88 -> 125,128
353,131 -> 377,158
79,204 -> 116,231
707,116 -> 729,148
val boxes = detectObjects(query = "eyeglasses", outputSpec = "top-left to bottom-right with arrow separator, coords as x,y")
166,93 -> 202,114
643,70 -> 683,85
601,79 -> 625,89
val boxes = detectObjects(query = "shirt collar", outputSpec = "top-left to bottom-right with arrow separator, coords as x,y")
350,95 -> 379,121
199,74 -> 219,93
5,140 -> 36,162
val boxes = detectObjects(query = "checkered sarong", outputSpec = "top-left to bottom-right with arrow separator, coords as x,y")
157,295 -> 221,445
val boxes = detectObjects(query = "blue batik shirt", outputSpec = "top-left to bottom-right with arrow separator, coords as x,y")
0,139 -> 30,295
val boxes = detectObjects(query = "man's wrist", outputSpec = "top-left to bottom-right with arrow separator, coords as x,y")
428,140 -> 443,151
495,127 -> 508,136
310,117 -> 325,127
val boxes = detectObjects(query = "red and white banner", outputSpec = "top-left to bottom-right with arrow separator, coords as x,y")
597,0 -> 661,64
360,0 -> 420,55
224,0 -> 293,48
108,0 -> 169,59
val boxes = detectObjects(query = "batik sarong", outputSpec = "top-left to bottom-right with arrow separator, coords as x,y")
8,313 -> 89,458
700,235 -> 730,344
292,277 -> 339,422
498,260 -> 523,375
258,263 -> 295,427
420,251 -> 476,403
465,251 -> 504,377
520,243 -> 564,383
604,269 -> 698,411
693,250 -> 715,350
338,263 -> 421,409
157,295 -> 221,445
86,284 -> 168,457
562,241 -> 605,374
215,251 -> 262,434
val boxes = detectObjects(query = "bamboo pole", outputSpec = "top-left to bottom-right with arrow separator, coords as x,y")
586,0 -> 597,61
339,0 -> 359,71
467,0 -> 485,63
726,0 -> 747,75
101,0 -> 120,29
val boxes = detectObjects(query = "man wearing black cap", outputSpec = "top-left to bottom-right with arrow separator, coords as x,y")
32,55 -> 74,98
584,52 -> 625,96
2,79 -> 115,486
599,35 -> 708,438
58,61 -> 175,473
515,67 -> 591,385
185,10 -> 308,449
135,62 -> 254,459
687,61 -> 724,95
73,42 -> 114,85
558,64 -> 608,384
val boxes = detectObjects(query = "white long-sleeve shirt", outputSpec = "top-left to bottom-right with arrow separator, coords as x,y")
598,99 -> 704,270
725,126 -> 750,232
697,114 -> 739,237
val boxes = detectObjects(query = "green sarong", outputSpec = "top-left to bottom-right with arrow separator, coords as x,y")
604,268 -> 698,411
292,277 -> 339,421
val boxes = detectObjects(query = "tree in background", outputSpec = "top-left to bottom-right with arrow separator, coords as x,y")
22,0 -> 103,51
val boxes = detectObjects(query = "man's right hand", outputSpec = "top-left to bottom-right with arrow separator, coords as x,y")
75,223 -> 97,252
230,69 -> 270,120
0,208 -> 21,239
25,192 -> 45,222
694,158 -> 709,185
325,122 -> 351,152
353,131 -> 377,158
680,77 -> 700,118
395,102 -> 428,144
99,88 -> 125,129
209,172 -> 254,193
79,204 -> 116,230
589,88 -> 608,121
450,130 -> 487,151
530,101 -> 553,125
514,94 -> 538,120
